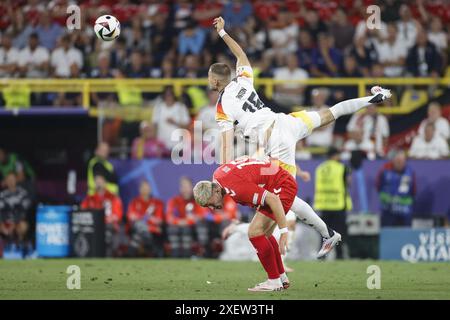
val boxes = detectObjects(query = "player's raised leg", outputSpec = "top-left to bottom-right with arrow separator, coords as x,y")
309,86 -> 392,132
289,196 -> 341,258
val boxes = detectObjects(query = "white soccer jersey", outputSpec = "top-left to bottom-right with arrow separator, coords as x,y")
215,66 -> 277,142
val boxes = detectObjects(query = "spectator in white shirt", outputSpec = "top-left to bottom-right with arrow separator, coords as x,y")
273,53 -> 309,107
196,90 -> 218,132
0,33 -> 19,78
409,122 -> 449,159
306,87 -> 334,148
18,33 -> 49,78
347,105 -> 390,157
195,90 -> 219,160
428,17 -> 447,53
342,127 -> 376,160
50,34 -> 83,78
418,102 -> 449,141
376,23 -> 407,77
152,86 -> 191,149
396,4 -> 419,49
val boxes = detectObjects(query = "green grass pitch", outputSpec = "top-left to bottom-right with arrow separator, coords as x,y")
0,259 -> 449,300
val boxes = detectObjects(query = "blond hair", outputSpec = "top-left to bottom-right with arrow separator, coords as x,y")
193,180 -> 213,206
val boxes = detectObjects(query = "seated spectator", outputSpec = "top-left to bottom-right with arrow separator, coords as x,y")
267,9 -> 299,64
376,23 -> 407,77
173,0 -> 194,30
87,142 -> 118,195
165,176 -> 208,258
178,20 -> 206,57
34,11 -> 63,51
409,122 -> 449,159
50,34 -> 83,78
296,30 -> 315,73
396,4 -> 419,50
0,33 -> 19,78
377,150 -> 416,227
303,9 -> 328,42
81,174 -> 123,257
418,102 -> 449,140
346,105 -> 390,158
18,33 -> 49,78
273,53 -> 308,107
0,148 -> 35,192
0,172 -> 31,256
222,0 -> 253,28
306,88 -> 334,148
90,52 -> 118,107
342,128 -> 376,161
192,1 -> 223,29
329,8 -> 354,51
406,29 -> 442,77
177,54 -> 206,79
131,121 -> 168,159
196,90 -> 219,132
124,50 -> 148,78
126,180 -> 164,257
310,33 -> 342,77
152,86 -> 191,150
428,17 -> 447,54
350,35 -> 378,77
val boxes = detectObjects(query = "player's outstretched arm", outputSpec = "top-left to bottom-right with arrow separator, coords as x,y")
264,192 -> 288,255
213,16 -> 251,68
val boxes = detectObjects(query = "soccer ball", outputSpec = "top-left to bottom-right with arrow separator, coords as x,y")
94,15 -> 121,41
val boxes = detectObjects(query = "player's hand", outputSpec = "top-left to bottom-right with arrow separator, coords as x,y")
297,170 -> 311,182
279,232 -> 288,255
213,16 -> 225,32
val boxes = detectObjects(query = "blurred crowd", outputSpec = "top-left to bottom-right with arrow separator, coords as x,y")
1,0 -> 449,158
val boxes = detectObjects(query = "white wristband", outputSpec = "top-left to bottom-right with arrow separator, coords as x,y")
218,29 -> 227,38
279,227 -> 288,234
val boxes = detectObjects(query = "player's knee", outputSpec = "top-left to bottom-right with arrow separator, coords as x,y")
247,223 -> 264,239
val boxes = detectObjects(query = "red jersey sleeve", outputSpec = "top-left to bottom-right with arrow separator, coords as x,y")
221,176 -> 268,209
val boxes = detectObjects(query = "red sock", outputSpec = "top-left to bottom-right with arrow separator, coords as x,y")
249,235 -> 279,279
268,235 -> 285,275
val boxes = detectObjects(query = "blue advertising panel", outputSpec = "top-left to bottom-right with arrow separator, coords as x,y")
380,228 -> 450,262
36,205 -> 71,257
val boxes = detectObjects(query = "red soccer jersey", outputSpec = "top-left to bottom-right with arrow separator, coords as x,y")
126,196 -> 164,234
166,195 -> 208,226
81,191 -> 123,227
213,157 -> 298,220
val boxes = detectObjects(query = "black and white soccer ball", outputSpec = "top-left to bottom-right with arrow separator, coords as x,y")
94,15 -> 121,41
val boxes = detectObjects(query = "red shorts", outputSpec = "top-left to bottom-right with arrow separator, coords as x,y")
257,174 -> 298,221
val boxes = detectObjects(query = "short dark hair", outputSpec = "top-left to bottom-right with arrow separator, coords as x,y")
209,63 -> 231,78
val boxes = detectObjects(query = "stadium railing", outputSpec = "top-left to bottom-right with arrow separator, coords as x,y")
1,77 -> 449,115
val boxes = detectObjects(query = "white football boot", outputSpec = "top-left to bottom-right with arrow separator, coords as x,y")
369,86 -> 392,103
248,279 -> 284,292
317,231 -> 342,259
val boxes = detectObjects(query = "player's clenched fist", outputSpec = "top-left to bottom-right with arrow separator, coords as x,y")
213,16 -> 225,32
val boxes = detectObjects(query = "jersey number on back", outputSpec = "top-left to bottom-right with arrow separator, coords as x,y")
242,92 -> 265,113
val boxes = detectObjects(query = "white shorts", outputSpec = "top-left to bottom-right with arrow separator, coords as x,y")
265,111 -> 319,176
286,210 -> 296,221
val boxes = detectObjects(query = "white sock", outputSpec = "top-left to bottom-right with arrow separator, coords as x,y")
329,96 -> 374,119
280,273 -> 288,283
291,197 -> 332,239
268,278 -> 282,286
